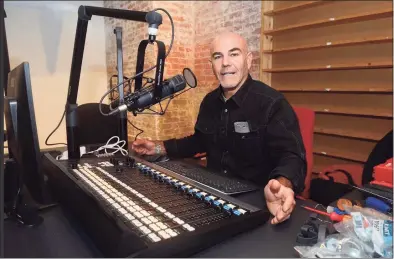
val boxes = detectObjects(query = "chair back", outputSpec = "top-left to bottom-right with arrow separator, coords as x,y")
77,103 -> 119,146
293,106 -> 315,199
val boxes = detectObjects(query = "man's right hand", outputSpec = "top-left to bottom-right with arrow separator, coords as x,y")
131,139 -> 156,155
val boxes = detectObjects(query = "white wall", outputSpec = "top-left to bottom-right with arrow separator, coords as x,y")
4,1 -> 108,150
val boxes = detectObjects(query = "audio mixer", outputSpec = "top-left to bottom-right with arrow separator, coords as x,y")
42,153 -> 270,257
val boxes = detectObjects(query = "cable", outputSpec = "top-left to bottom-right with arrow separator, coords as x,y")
86,136 -> 128,156
99,8 -> 175,117
45,109 -> 67,146
127,119 -> 144,140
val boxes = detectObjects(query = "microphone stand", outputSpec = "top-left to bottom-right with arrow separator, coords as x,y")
65,5 -> 149,162
114,27 -> 128,148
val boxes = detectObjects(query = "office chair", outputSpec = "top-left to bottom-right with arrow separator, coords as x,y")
76,103 -> 121,146
292,106 -> 315,199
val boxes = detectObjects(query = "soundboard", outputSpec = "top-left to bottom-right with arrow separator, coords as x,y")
42,153 -> 270,257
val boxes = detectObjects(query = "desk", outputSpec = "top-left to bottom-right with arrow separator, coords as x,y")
4,193 -> 317,258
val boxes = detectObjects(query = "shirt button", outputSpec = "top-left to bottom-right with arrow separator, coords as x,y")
224,170 -> 227,174
224,109 -> 228,113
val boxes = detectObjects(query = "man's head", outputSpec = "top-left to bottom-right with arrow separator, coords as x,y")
210,31 -> 252,95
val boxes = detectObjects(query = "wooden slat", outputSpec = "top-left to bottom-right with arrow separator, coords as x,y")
273,17 -> 392,50
284,92 -> 393,118
272,68 -> 393,92
272,42 -> 392,68
263,1 -> 326,16
263,9 -> 393,35
273,1 -> 393,29
313,134 -> 377,162
262,62 -> 392,73
314,114 -> 393,141
312,154 -> 364,173
260,0 -> 274,85
263,36 -> 392,53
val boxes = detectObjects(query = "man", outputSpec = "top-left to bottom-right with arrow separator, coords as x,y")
132,31 -> 306,225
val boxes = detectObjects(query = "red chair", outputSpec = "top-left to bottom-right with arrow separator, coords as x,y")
292,106 -> 315,199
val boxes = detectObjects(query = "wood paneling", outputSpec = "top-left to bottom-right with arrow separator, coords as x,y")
272,68 -> 393,92
284,92 -> 392,117
261,0 -> 393,176
314,114 -> 392,141
314,134 -> 377,162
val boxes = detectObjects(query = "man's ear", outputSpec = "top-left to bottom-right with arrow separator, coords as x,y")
246,52 -> 253,70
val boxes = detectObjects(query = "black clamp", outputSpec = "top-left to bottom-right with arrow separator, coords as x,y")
296,213 -> 328,246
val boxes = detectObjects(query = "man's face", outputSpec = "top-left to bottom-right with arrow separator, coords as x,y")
210,34 -> 252,91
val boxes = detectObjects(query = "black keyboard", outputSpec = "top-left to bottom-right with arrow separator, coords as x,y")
42,154 -> 270,257
154,160 -> 258,195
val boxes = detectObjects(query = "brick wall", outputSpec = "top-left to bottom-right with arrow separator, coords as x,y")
104,1 -> 262,141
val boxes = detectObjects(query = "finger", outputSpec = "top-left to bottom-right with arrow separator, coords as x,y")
281,190 -> 295,213
269,179 -> 282,195
272,207 -> 292,224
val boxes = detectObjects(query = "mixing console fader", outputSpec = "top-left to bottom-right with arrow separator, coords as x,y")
42,153 -> 270,257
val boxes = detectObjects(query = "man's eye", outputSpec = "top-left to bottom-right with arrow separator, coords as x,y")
213,56 -> 221,60
230,52 -> 239,57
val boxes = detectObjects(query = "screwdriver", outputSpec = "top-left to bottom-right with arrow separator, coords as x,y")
301,206 -> 351,222
351,185 -> 393,204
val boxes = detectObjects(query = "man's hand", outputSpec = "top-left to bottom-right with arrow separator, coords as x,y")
264,178 -> 296,225
131,139 -> 157,156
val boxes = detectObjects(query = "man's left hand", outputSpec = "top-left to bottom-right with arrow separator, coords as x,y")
264,178 -> 296,225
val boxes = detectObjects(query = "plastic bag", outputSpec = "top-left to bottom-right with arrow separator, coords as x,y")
294,233 -> 374,258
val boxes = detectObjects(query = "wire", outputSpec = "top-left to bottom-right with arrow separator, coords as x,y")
86,136 -> 128,156
45,109 -> 67,146
98,7 -> 175,117
127,119 -> 144,140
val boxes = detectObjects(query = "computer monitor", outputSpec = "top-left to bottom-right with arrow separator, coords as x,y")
4,62 -> 48,204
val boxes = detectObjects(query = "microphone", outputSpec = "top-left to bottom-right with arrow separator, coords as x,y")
110,75 -> 187,115
145,11 -> 162,43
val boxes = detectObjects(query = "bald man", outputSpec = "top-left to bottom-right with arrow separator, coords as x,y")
132,32 -> 306,225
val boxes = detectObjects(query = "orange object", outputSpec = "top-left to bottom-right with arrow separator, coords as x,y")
373,158 -> 393,184
337,198 -> 352,211
301,206 -> 351,222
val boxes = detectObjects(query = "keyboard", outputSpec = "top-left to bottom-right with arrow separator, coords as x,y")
42,154 -> 270,257
154,160 -> 258,195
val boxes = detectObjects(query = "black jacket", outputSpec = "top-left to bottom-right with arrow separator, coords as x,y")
164,75 -> 306,194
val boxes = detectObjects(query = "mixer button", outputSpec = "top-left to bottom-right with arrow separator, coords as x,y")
148,233 -> 161,242
156,222 -> 168,230
141,210 -> 150,217
149,223 -> 161,232
182,224 -> 195,232
173,217 -> 184,225
164,212 -> 175,219
165,229 -> 178,237
158,230 -> 171,239
148,216 -> 158,223
157,207 -> 166,213
141,218 -> 152,225
124,213 -> 135,221
133,211 -> 144,218
118,208 -> 127,215
149,202 -> 158,208
139,226 -> 151,235
132,219 -> 143,227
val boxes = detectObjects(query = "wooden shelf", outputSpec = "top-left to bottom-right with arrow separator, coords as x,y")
262,62 -> 393,73
277,88 -> 393,93
314,110 -> 392,118
263,1 -> 326,16
263,36 -> 393,54
314,130 -> 380,141
263,9 -> 393,35
313,152 -> 366,164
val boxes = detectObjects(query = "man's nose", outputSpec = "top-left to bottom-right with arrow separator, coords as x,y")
222,55 -> 230,67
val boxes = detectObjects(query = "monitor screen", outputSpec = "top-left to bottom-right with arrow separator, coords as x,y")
4,62 -> 47,203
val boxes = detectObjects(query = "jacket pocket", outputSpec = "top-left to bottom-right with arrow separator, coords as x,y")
232,122 -> 262,164
195,119 -> 216,149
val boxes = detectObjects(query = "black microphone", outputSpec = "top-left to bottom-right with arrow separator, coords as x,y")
109,74 -> 186,115
145,11 -> 162,43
